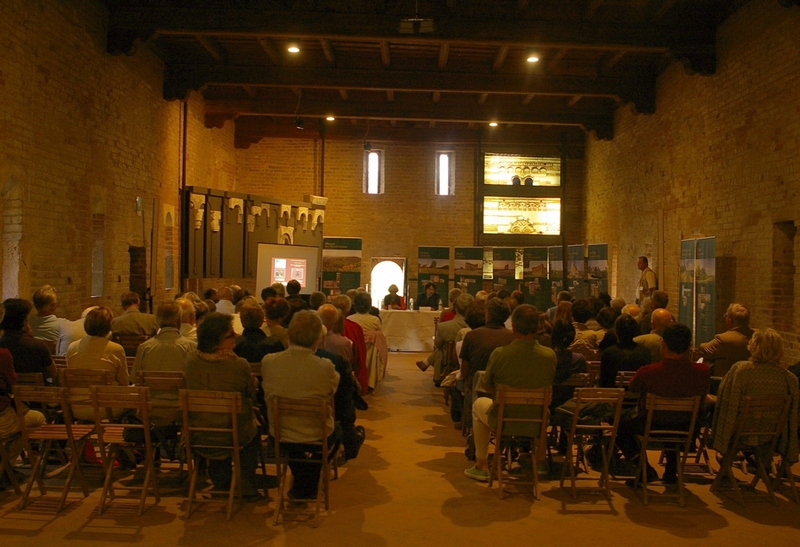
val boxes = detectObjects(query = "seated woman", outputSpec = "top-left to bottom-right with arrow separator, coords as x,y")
414,282 -> 441,310
382,285 -> 403,310
0,303 -> 45,487
711,328 -> 799,464
65,307 -> 129,421
598,314 -> 652,388
348,292 -> 381,333
439,288 -> 462,322
184,312 -> 264,500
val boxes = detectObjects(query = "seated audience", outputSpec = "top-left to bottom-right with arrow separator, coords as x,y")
382,285 -> 403,310
414,282 -> 441,310
615,323 -> 710,485
270,282 -> 286,298
66,307 -> 129,420
0,299 -> 56,381
331,295 -> 368,393
262,311 -> 340,500
176,297 -> 198,342
621,303 -> 642,321
283,279 -> 309,326
0,303 -> 46,483
553,300 -> 573,324
214,287 -> 236,315
261,286 -> 278,301
633,308 -> 673,364
184,313 -> 263,500
710,328 -> 798,463
551,320 -> 587,409
416,293 -> 473,385
639,290 -> 669,335
474,290 -> 489,301
595,306 -> 617,349
111,292 -> 158,336
203,288 -> 219,302
263,297 -> 290,349
56,306 -> 98,356
309,291 -> 327,311
348,292 -> 381,333
696,302 -> 754,377
464,305 -> 556,482
535,312 -> 553,348
439,288 -> 463,322
548,291 -> 573,321
318,305 -> 354,368
459,298 -> 515,387
599,314 -> 652,388
233,299 -> 283,363
29,285 -> 64,343
568,298 -> 598,353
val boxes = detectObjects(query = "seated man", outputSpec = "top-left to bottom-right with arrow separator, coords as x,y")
0,299 -> 56,382
184,313 -> 263,500
414,282 -> 441,310
176,297 -> 198,342
214,286 -> 236,315
233,299 -> 283,363
262,311 -> 340,500
56,306 -> 98,356
633,308 -> 673,365
464,304 -> 556,481
547,291 -> 573,322
568,298 -> 598,353
615,322 -> 710,485
696,302 -> 754,377
111,292 -> 158,336
29,285 -> 65,343
263,297 -> 290,349
639,290 -> 669,336
459,298 -> 516,389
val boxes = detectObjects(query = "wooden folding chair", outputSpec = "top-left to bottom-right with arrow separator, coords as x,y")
180,389 -> 243,520
586,361 -> 601,386
616,371 -> 640,410
111,333 -> 151,357
271,396 -> 335,528
710,395 -> 792,506
488,385 -> 552,500
635,394 -> 701,507
90,385 -> 160,515
13,386 -> 95,512
558,388 -> 624,500
0,431 -> 22,495
15,372 -> 44,386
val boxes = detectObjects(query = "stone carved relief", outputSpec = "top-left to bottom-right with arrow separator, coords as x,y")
189,194 -> 206,230
278,226 -> 294,244
209,210 -> 222,232
227,197 -> 244,224
312,209 -> 325,231
279,204 -> 292,220
297,206 -> 309,231
247,205 -> 263,233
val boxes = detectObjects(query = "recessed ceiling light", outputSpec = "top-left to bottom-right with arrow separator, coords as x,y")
326,116 -> 335,121
287,45 -> 300,53
527,55 -> 540,63
489,122 -> 498,127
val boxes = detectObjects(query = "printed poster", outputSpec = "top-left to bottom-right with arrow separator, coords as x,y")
454,247 -> 483,296
695,237 -> 716,346
492,247 -> 517,293
566,244 -> 585,299
321,237 -> 362,297
678,239 -> 696,330
522,247 -> 551,310
586,244 -> 608,299
548,246 -> 563,305
417,246 -> 450,300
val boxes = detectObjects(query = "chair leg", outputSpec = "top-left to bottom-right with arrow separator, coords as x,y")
99,445 -> 117,515
775,460 -> 799,502
638,451 -> 649,506
677,450 -> 686,507
138,454 -> 156,517
185,457 -> 200,520
711,452 -> 744,506
273,454 -> 286,526
0,443 -> 21,495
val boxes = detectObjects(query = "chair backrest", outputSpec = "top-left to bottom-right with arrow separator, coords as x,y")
615,370 -> 637,389
111,333 -> 151,357
15,372 -> 44,386
59,367 -> 113,389
53,356 -> 68,368
494,385 -> 552,441
586,361 -> 601,385
441,341 -> 458,375
270,396 -> 332,449
13,385 -> 77,432
90,385 -> 153,446
249,362 -> 262,378
570,387 -> 625,434
642,393 -> 702,445
126,356 -> 136,372
179,389 -> 242,450
137,370 -> 186,391
559,373 -> 593,387
730,395 -> 792,450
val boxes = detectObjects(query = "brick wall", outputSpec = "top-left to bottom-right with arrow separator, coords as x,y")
584,0 -> 800,360
236,138 -> 584,288
0,0 -> 226,318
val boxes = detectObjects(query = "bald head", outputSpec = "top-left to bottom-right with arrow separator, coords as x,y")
218,286 -> 233,300
651,308 -> 673,333
318,304 -> 340,331
622,303 -> 641,320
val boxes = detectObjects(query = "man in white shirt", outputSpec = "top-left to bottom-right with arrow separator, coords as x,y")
29,285 -> 65,343
215,286 -> 236,315
56,306 -> 98,356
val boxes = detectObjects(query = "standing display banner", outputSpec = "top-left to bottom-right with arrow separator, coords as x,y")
492,247 -> 517,293
417,246 -> 450,300
548,246 -> 563,306
695,237 -> 716,345
566,244 -> 585,299
586,244 -> 609,298
678,239 -> 696,331
522,247 -> 551,310
321,237 -> 362,297
454,247 -> 483,296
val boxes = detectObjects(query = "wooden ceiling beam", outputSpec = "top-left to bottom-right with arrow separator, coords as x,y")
493,46 -> 510,71
256,37 -> 280,64
195,35 -> 226,62
108,8 -> 714,53
320,38 -> 335,66
438,43 -> 450,69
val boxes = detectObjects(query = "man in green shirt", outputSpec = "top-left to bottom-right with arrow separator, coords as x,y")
465,304 -> 556,482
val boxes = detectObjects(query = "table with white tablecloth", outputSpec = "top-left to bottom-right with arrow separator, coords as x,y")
378,310 -> 439,352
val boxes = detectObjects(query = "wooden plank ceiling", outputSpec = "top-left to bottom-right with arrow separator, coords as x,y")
103,0 -> 749,148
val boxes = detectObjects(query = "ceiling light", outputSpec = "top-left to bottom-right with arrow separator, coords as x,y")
489,122 -> 498,127
526,55 -> 540,63
294,117 -> 304,129
326,116 -> 335,121
363,142 -> 372,151
287,44 -> 300,53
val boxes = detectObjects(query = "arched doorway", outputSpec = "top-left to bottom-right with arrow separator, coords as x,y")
370,258 -> 406,309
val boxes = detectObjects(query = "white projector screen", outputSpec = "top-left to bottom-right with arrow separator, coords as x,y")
256,243 -> 320,298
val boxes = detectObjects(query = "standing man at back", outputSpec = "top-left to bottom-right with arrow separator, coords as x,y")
636,256 -> 658,308
112,292 -> 158,336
